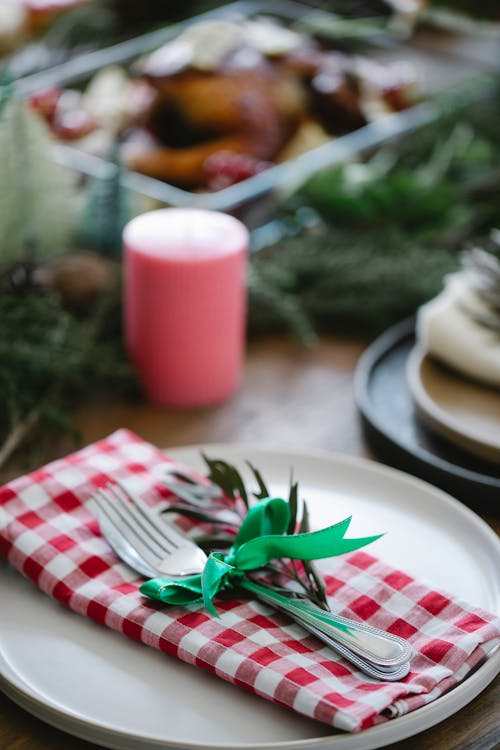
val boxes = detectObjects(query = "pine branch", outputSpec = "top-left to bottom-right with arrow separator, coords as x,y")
248,228 -> 459,342
248,95 -> 500,343
0,282 -> 138,474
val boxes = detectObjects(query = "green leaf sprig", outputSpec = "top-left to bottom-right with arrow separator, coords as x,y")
161,457 -> 330,611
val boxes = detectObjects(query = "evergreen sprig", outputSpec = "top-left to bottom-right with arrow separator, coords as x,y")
249,228 -> 459,341
248,95 -> 500,343
0,278 -> 138,476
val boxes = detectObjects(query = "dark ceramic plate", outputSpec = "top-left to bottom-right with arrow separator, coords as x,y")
354,318 -> 500,513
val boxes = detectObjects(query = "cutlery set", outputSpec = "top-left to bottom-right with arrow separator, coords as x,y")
93,483 -> 412,681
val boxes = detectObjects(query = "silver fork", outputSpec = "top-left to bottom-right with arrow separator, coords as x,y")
93,483 -> 412,681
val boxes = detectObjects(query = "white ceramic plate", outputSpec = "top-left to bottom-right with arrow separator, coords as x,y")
1,445 -> 499,750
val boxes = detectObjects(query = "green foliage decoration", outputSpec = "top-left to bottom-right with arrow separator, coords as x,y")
162,458 -> 329,611
248,228 -> 459,343
0,277 -> 138,477
248,94 -> 500,343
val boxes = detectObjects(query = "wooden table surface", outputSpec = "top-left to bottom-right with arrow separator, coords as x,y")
1,336 -> 498,750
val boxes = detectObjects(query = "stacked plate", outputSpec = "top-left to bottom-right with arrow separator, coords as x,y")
407,345 -> 500,465
355,319 -> 500,511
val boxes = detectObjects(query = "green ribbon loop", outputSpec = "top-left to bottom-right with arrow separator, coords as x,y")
140,497 -> 383,614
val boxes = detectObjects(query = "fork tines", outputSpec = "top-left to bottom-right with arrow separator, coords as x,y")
93,483 -> 179,558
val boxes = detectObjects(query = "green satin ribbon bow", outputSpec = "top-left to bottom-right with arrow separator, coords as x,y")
140,497 -> 382,615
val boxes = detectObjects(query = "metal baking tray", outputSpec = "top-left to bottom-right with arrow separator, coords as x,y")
15,0 -> 499,227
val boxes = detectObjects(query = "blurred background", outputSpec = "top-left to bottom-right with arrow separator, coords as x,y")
0,0 -> 499,487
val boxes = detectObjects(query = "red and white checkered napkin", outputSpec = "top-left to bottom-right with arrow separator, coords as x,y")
0,429 -> 499,733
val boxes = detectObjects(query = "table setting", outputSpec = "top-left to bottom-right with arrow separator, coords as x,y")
1,2 -> 499,749
1,431 -> 499,750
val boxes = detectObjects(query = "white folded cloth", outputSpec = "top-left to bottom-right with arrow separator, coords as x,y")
416,270 -> 500,388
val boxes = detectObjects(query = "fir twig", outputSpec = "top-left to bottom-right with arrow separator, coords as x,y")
249,95 -> 500,343
249,229 -> 459,342
0,282 -> 138,476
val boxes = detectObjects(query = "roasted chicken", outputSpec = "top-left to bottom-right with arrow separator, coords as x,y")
30,17 -> 419,190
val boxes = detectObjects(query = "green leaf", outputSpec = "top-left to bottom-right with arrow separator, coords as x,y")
193,534 -> 235,551
202,455 -> 249,507
302,558 -> 329,611
162,478 -> 221,507
160,506 -> 240,526
287,481 -> 299,534
298,501 -> 310,534
168,470 -> 198,485
246,460 -> 271,500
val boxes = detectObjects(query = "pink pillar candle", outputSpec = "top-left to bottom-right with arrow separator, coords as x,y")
123,208 -> 248,407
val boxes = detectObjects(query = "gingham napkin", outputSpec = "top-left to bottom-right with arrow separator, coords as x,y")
0,429 -> 498,733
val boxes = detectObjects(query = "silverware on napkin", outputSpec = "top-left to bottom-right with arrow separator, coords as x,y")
92,483 -> 412,681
